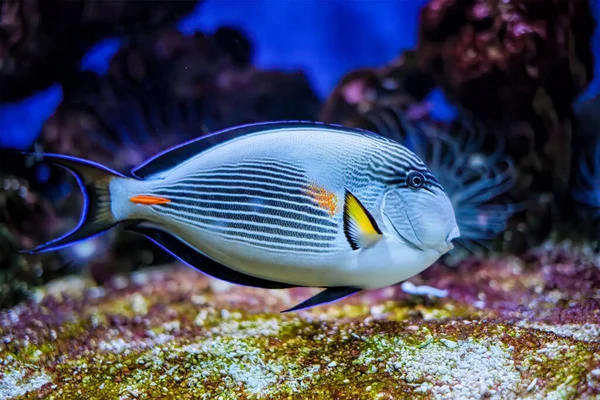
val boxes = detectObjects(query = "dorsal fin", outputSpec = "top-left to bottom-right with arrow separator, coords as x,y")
131,120 -> 383,179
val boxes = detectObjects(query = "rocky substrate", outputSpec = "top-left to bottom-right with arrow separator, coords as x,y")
0,244 -> 599,399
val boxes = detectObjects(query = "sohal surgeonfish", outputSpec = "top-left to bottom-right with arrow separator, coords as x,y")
21,121 -> 460,312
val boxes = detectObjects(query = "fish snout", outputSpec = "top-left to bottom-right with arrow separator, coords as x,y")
443,225 -> 460,252
446,225 -> 460,245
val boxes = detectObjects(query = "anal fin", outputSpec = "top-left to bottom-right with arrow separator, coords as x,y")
281,287 -> 361,313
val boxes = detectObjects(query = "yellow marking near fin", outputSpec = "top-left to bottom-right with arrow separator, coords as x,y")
343,190 -> 382,250
130,195 -> 171,205
344,191 -> 380,235
305,184 -> 338,217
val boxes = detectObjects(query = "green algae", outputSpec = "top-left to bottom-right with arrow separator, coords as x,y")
1,265 -> 599,399
5,316 -> 599,399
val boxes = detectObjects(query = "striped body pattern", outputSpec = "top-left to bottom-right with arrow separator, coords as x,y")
152,158 -> 341,255
25,121 -> 460,311
109,125 -> 455,289
117,127 -> 432,252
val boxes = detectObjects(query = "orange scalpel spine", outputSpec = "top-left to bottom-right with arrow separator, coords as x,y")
129,195 -> 171,205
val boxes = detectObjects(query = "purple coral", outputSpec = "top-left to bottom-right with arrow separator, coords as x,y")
416,0 -> 597,244
416,0 -> 596,121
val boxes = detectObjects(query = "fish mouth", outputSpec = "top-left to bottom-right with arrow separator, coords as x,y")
445,226 -> 460,246
440,226 -> 460,253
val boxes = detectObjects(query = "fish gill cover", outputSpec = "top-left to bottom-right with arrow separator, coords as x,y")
0,0 -> 599,398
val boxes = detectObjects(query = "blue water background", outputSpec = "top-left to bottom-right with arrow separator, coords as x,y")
0,0 -> 598,149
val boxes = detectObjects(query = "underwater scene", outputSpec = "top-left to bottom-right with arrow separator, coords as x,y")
0,0 -> 599,399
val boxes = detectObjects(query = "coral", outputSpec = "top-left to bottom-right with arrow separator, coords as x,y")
417,0 -> 595,116
0,160 -> 70,309
1,3 -> 597,397
40,27 -> 320,172
0,244 -> 599,399
416,0 -> 597,244
320,50 -> 436,126
0,0 -> 199,102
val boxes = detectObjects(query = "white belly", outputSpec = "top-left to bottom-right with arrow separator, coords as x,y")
165,221 -> 442,289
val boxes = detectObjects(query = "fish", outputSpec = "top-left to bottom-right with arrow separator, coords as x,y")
20,121 -> 460,312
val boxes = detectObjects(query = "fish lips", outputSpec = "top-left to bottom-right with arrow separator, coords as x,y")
446,226 -> 460,246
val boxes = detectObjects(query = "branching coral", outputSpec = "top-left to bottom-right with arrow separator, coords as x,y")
366,108 -> 521,255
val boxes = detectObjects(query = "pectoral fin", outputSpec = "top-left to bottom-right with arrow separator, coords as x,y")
343,189 -> 383,250
281,287 -> 361,313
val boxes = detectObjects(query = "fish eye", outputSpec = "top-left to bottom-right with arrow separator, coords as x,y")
406,171 -> 425,189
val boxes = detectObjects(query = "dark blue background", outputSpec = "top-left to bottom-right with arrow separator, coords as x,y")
1,0 -> 598,149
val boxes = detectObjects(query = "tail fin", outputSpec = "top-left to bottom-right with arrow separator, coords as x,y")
18,153 -> 127,254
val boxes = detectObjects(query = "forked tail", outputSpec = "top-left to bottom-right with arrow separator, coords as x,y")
18,153 -> 126,254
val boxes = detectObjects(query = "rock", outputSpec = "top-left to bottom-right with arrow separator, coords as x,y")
0,0 -> 200,102
415,0 -> 597,247
0,244 -> 598,398
320,51 -> 436,127
0,164 -> 73,309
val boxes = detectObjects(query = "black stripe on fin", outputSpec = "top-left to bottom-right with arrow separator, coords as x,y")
281,287 -> 361,313
131,121 -> 383,179
343,189 -> 383,250
19,153 -> 123,254
124,223 -> 297,289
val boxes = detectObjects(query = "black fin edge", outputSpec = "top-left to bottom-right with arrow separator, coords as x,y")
130,121 -> 384,179
18,152 -> 122,254
342,189 -> 382,250
281,287 -> 361,313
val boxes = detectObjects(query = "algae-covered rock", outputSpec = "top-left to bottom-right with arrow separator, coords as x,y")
1,245 -> 599,399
